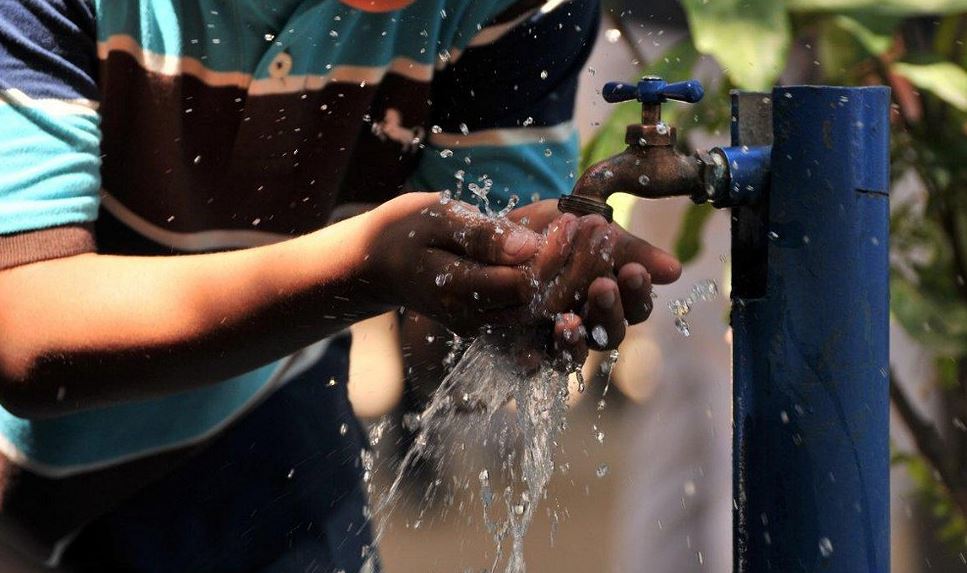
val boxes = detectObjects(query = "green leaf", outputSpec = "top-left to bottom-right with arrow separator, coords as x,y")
829,14 -> 897,55
674,202 -> 715,264
891,274 -> 967,356
787,0 -> 967,14
893,59 -> 967,111
679,0 -> 791,90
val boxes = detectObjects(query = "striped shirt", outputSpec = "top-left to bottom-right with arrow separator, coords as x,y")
0,0 -> 597,560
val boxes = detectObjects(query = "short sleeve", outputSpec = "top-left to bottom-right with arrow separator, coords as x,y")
409,0 -> 599,210
0,0 -> 101,269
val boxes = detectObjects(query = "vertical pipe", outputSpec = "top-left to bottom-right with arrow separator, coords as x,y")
732,86 -> 891,572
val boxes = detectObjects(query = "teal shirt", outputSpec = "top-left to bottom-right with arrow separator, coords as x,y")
0,0 -> 594,474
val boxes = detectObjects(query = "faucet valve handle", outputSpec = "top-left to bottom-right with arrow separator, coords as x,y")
602,76 -> 704,105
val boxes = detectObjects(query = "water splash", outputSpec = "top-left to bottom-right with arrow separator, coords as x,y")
372,332 -> 571,573
666,279 -> 719,337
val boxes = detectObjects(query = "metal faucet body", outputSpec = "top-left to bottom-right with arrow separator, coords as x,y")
559,77 -> 768,222
563,123 -> 705,221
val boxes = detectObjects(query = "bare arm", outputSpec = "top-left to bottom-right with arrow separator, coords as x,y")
0,193 -> 542,419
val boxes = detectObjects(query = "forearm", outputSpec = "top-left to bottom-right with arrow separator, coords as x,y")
0,212 -> 386,418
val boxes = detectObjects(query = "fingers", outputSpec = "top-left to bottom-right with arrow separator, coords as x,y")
539,215 -> 617,315
584,277 -> 625,351
431,202 -> 542,265
529,213 -> 578,284
617,263 -> 653,325
612,229 -> 682,285
552,312 -> 588,367
505,199 -> 562,231
416,248 -> 529,317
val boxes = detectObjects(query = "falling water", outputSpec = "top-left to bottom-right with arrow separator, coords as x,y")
371,331 -> 596,572
666,279 -> 719,336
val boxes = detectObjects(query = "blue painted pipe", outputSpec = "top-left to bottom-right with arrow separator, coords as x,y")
731,86 -> 891,572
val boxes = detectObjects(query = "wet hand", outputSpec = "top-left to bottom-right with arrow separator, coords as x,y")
509,200 -> 682,359
363,193 -> 544,334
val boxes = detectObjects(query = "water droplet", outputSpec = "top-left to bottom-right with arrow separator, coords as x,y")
675,317 -> 691,337
544,148 -> 553,157
596,464 -> 609,478
768,231 -> 779,240
287,468 -> 295,479
339,423 -> 348,436
439,149 -> 453,158
656,122 -> 669,135
819,537 -> 833,557
329,30 -> 339,38
605,28 -> 622,43
523,116 -> 534,127
539,70 -> 548,80
327,377 -> 337,387
591,325 -> 608,347
784,92 -> 793,99
638,175 -> 650,186
479,469 -> 490,481
193,155 -> 202,165
684,480 -> 697,496
264,33 -> 275,42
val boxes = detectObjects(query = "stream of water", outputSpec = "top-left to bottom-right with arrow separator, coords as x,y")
371,331 -> 603,572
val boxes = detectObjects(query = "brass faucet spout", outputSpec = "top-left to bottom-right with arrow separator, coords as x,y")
561,145 -> 705,222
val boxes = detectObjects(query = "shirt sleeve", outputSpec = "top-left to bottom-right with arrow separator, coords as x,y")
0,0 -> 101,270
408,0 -> 600,211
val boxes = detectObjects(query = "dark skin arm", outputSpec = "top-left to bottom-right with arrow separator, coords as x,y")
0,193 -> 549,418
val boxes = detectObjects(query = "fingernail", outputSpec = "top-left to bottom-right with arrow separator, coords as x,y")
597,289 -> 616,309
503,230 -> 535,256
627,273 -> 644,290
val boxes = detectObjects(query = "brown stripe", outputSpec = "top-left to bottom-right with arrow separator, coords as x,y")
99,51 -> 430,241
0,225 -> 96,271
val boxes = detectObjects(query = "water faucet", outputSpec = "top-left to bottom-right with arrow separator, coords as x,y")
559,76 -> 769,221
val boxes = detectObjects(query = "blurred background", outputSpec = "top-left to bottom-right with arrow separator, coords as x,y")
345,1 -> 967,571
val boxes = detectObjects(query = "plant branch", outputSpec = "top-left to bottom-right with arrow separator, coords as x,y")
610,14 -> 649,69
891,368 -> 967,517
940,201 -> 967,304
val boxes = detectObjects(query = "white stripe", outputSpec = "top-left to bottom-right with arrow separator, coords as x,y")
0,338 -> 332,479
467,8 -> 538,48
44,528 -> 81,569
428,121 -> 575,148
99,35 -> 434,96
100,191 -> 290,251
540,0 -> 570,14
0,89 -> 99,117
98,35 -> 253,89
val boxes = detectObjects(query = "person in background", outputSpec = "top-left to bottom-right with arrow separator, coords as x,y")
0,0 -> 681,571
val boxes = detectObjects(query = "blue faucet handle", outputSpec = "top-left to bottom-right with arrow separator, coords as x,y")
602,81 -> 640,103
602,77 -> 704,105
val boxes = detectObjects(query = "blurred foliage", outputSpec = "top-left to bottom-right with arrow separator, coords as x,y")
590,0 -> 967,550
893,448 -> 967,548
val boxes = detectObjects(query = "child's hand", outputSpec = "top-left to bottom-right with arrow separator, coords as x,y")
362,193 -> 543,334
510,200 -> 682,361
